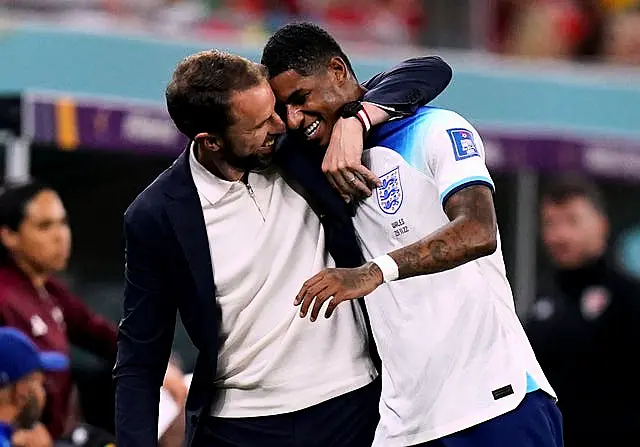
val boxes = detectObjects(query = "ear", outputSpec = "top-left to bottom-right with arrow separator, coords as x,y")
194,133 -> 223,153
0,226 -> 18,253
327,56 -> 349,86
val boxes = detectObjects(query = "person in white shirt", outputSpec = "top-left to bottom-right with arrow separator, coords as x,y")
114,47 -> 454,447
263,22 -> 564,447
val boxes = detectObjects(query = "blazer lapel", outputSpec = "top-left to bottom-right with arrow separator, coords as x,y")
164,149 -> 215,313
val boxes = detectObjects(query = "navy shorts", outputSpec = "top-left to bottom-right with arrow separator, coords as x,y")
197,378 -> 381,447
415,390 -> 563,447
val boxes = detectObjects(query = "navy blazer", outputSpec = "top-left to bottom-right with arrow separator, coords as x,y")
113,56 -> 452,447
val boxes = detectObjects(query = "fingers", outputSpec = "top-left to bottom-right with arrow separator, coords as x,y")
330,170 -> 358,201
327,170 -> 371,200
295,273 -> 325,306
353,164 -> 381,188
300,285 -> 331,321
325,295 -> 343,319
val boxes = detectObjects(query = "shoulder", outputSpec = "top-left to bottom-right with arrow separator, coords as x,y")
384,107 -> 473,137
0,266 -> 24,294
416,107 -> 474,131
124,160 -> 179,226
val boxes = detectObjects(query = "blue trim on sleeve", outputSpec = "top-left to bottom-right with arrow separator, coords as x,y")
440,176 -> 495,205
526,373 -> 540,393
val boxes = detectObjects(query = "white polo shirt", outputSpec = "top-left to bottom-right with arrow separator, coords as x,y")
188,146 -> 377,418
355,107 -> 555,446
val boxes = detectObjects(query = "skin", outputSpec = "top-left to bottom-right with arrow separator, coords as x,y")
194,78 -> 286,182
0,372 -> 51,447
269,57 -> 363,150
269,57 -> 385,199
540,196 -> 608,270
0,190 -> 71,288
295,185 -> 498,321
0,372 -> 46,429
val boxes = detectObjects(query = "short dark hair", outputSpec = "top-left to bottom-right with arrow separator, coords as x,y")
0,180 -> 51,263
541,175 -> 606,214
165,50 -> 267,139
261,22 -> 355,78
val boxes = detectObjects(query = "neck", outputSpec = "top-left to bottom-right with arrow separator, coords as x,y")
11,257 -> 48,289
344,81 -> 366,103
196,144 -> 245,182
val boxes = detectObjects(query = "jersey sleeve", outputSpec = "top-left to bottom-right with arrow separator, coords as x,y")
419,111 -> 495,206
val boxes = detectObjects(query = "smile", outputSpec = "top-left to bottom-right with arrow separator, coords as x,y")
304,120 -> 320,138
263,136 -> 276,148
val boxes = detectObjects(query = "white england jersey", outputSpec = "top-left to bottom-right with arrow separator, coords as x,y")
357,107 -> 555,446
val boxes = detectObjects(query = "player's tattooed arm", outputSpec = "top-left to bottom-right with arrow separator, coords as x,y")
294,184 -> 497,321
387,185 -> 497,280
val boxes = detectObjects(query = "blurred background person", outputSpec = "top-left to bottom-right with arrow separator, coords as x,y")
0,327 -> 68,447
602,4 -> 640,64
526,176 -> 640,447
0,182 -> 187,446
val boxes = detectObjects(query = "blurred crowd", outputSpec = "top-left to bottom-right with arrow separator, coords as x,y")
2,0 -> 640,64
494,0 -> 640,65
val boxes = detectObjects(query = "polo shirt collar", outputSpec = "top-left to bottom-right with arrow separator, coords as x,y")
189,142 -> 239,206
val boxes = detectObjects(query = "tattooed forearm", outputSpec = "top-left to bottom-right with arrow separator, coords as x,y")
389,185 -> 497,280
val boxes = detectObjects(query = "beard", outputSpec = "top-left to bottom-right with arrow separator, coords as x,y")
220,139 -> 275,173
15,393 -> 42,429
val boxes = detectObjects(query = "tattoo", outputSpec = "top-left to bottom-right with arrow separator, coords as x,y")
390,185 -> 497,280
341,270 -> 365,289
341,264 -> 382,289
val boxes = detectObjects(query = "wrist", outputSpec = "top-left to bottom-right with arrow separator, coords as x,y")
370,254 -> 399,283
340,100 -> 372,135
365,262 -> 384,287
340,115 -> 366,132
362,102 -> 392,126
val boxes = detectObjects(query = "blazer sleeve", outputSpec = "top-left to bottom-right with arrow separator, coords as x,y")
362,56 -> 453,115
113,200 -> 177,447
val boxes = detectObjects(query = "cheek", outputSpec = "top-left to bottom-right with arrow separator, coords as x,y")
21,233 -> 49,257
320,89 -> 341,115
37,386 -> 46,409
61,227 -> 72,245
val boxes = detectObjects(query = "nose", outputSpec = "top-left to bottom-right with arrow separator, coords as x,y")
286,105 -> 304,130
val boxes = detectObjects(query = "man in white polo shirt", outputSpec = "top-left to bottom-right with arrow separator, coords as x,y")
114,48 -> 453,447
264,22 -> 563,447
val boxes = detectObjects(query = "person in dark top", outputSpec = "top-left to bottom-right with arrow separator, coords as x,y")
526,175 -> 640,447
0,182 -> 187,444
0,327 -> 68,447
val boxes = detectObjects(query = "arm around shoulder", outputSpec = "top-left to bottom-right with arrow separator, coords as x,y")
362,56 -> 453,113
114,199 -> 177,447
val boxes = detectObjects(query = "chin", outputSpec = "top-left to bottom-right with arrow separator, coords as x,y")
50,258 -> 69,272
252,156 -> 275,172
315,132 -> 331,149
552,256 -> 583,270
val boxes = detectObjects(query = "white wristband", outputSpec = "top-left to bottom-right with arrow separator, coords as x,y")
371,254 -> 399,283
355,109 -> 372,132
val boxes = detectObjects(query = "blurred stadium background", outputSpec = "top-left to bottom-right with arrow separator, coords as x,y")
1,0 -> 640,404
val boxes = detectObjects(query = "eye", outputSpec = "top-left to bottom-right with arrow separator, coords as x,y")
290,91 -> 309,106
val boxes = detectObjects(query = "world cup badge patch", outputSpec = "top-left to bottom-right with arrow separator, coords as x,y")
376,167 -> 403,214
447,128 -> 479,161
